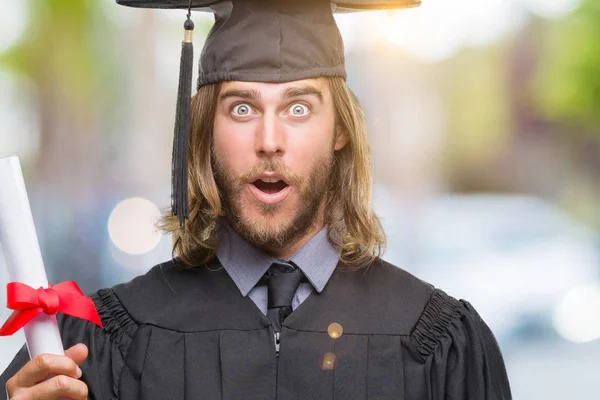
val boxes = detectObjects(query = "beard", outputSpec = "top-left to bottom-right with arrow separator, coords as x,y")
213,151 -> 333,251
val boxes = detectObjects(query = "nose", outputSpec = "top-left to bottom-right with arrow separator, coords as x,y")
255,112 -> 285,158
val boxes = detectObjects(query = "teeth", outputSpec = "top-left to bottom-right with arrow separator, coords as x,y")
260,178 -> 280,183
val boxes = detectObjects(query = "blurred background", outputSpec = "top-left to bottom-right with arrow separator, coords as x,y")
1,0 -> 600,396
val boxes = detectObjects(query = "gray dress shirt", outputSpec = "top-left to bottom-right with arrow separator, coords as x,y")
216,221 -> 340,315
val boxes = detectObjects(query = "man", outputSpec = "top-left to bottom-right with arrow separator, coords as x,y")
1,0 -> 512,399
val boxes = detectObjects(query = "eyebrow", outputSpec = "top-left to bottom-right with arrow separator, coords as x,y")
218,85 -> 325,104
282,85 -> 324,104
218,88 -> 262,102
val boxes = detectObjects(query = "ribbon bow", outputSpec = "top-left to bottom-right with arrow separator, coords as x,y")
0,281 -> 103,336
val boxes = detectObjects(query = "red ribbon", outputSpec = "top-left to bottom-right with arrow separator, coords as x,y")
0,281 -> 103,336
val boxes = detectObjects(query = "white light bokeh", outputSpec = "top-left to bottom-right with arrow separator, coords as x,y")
523,0 -> 581,19
337,0 -> 580,62
0,0 -> 28,54
0,69 -> 40,161
553,284 -> 600,343
108,197 -> 162,255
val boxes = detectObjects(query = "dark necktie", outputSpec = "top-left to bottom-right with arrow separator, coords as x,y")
265,262 -> 304,333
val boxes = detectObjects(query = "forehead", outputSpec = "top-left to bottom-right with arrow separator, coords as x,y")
218,77 -> 331,99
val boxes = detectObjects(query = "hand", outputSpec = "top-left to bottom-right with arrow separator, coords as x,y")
6,343 -> 88,400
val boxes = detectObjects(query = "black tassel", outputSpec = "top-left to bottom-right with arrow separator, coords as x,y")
172,13 -> 194,230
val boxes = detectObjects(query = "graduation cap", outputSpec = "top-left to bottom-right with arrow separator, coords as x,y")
116,0 -> 421,228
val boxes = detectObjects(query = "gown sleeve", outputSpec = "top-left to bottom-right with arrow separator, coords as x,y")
0,288 -> 138,400
412,290 -> 513,400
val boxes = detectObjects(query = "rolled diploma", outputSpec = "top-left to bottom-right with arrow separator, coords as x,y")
0,156 -> 64,357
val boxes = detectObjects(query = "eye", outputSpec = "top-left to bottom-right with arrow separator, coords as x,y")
289,103 -> 310,117
232,103 -> 253,116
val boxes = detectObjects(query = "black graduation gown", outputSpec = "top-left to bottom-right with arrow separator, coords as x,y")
1,259 -> 512,399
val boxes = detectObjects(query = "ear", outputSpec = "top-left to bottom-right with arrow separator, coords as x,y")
333,128 -> 349,151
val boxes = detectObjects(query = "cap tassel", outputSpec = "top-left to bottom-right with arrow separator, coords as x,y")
172,12 -> 194,229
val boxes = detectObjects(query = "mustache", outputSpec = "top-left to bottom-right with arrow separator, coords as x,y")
238,159 -> 302,186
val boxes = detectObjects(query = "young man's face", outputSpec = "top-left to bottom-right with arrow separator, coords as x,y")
212,77 -> 347,251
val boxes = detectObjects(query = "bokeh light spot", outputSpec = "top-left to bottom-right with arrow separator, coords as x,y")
553,283 -> 600,343
320,352 -> 338,371
108,197 -> 162,255
328,322 -> 343,339
0,1 -> 28,53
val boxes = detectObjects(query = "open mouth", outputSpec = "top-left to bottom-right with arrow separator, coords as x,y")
252,178 -> 289,194
249,175 -> 291,204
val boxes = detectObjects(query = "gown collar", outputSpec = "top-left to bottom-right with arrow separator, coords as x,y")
216,219 -> 340,297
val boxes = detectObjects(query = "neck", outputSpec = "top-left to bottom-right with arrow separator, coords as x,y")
264,201 -> 327,259
267,221 -> 325,260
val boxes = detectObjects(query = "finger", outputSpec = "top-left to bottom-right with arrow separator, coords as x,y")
64,343 -> 89,366
11,353 -> 82,389
25,374 -> 88,400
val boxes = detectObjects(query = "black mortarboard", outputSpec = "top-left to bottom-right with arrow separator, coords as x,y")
116,0 -> 421,228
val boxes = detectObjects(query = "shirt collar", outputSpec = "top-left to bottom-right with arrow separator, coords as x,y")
216,219 -> 340,297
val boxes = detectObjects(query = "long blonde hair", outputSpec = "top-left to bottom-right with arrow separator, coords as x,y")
158,77 -> 386,269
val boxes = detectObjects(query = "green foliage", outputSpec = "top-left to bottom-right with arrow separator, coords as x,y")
0,0 -> 118,108
535,0 -> 600,130
439,44 -> 512,165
